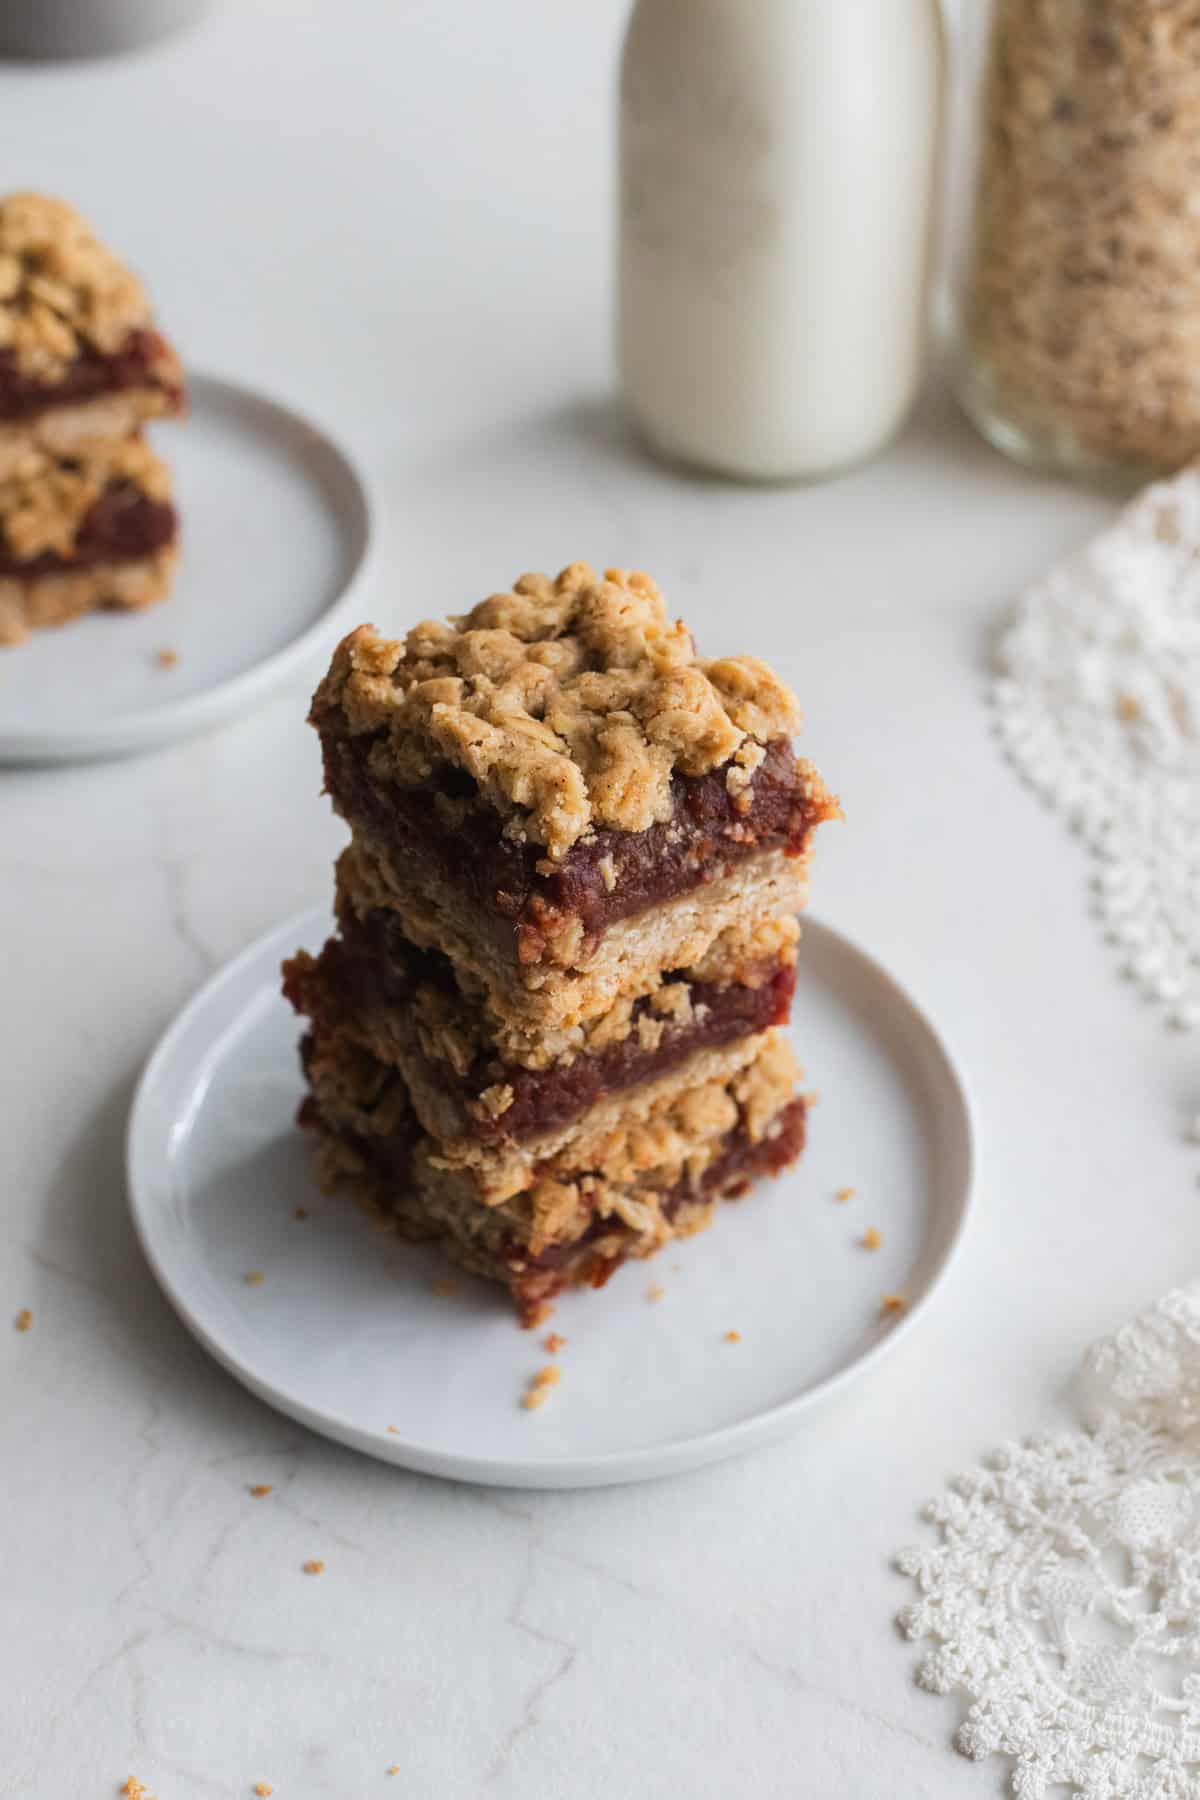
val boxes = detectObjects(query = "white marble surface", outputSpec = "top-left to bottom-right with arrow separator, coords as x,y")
1,4 -> 1196,1795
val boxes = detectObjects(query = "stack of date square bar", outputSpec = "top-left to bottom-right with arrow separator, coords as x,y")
284,563 -> 838,1325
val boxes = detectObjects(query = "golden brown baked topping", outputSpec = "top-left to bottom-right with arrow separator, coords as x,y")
0,435 -> 170,560
314,563 -> 803,858
0,193 -> 152,379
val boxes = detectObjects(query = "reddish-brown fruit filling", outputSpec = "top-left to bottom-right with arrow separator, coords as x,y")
0,480 -> 177,577
0,328 -> 181,419
316,728 -> 823,959
284,918 -> 795,1145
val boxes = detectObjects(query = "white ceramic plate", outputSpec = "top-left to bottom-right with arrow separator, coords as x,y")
128,909 -> 973,1489
0,373 -> 373,762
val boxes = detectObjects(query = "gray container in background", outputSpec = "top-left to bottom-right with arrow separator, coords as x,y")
0,0 -> 209,58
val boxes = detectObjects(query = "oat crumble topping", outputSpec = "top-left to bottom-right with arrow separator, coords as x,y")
315,562 -> 802,859
0,193 -> 153,379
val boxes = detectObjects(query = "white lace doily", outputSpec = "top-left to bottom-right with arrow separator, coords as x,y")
992,469 -> 1200,1029
898,1286 -> 1200,1798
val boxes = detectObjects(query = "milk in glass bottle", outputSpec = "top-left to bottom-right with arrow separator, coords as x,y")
618,0 -> 945,481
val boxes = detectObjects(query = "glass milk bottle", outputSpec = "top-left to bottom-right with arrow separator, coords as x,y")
617,0 -> 945,482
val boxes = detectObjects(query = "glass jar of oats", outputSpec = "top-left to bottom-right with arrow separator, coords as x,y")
954,0 -> 1200,476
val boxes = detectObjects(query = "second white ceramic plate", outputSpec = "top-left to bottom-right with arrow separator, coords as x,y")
128,909 -> 973,1489
0,373 -> 373,762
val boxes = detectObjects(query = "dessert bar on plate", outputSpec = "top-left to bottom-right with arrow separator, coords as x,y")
0,192 -> 184,644
285,562 -> 838,1322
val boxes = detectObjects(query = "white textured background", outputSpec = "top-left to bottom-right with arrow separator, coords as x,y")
1,3 -> 1196,1795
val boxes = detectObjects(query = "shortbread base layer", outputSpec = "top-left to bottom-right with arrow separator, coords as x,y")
282,903 -> 795,1160
340,832 -> 811,1036
298,1028 -> 806,1323
0,543 -> 176,644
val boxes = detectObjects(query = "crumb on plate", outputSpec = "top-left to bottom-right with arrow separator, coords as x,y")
387,1768 -> 400,1779
302,1558 -> 325,1576
521,1365 -> 561,1410
254,1786 -> 273,1797
293,1206 -> 309,1220
834,1186 -> 856,1203
881,1293 -> 906,1316
1115,692 -> 1140,721
248,1484 -> 273,1498
646,1283 -> 665,1303
155,647 -> 179,669
543,1332 -> 567,1353
723,1329 -> 741,1344
121,1782 -> 153,1800
386,1424 -> 399,1435
244,1270 -> 265,1287
861,1226 -> 882,1250
15,1308 -> 31,1332
432,1278 -> 460,1298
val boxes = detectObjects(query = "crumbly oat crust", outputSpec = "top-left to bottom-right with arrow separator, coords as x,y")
0,543 -> 175,645
0,435 -> 170,561
313,562 -> 802,859
0,192 -> 152,380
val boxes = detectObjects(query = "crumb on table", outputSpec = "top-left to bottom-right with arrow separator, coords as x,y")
543,1332 -> 567,1353
244,1270 -> 265,1287
834,1186 -> 856,1203
646,1283 -> 665,1303
723,1329 -> 741,1344
155,647 -> 179,669
521,1365 -> 562,1411
861,1226 -> 882,1250
248,1484 -> 273,1498
881,1294 -> 906,1316
302,1558 -> 325,1576
14,1308 -> 31,1332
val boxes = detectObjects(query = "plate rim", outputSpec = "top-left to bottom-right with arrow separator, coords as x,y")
127,906 -> 976,1490
0,369 -> 377,763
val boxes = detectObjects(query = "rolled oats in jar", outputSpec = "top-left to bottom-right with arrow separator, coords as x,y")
956,0 -> 1200,475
